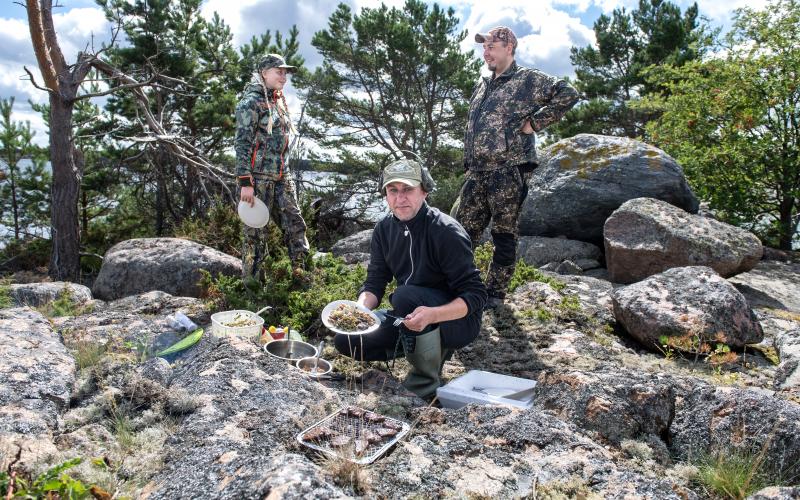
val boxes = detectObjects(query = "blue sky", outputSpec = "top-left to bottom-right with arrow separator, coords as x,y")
1,0 -> 766,144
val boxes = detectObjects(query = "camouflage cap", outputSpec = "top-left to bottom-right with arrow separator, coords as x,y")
381,159 -> 423,191
257,53 -> 297,73
474,26 -> 518,50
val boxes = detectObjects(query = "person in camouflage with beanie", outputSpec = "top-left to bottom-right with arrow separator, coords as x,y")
235,53 -> 310,283
456,26 -> 578,309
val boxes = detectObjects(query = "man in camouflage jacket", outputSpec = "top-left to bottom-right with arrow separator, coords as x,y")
456,26 -> 578,308
235,54 -> 309,282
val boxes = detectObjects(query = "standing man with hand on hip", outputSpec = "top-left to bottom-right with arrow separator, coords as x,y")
334,159 -> 487,399
236,53 -> 310,284
457,26 -> 578,309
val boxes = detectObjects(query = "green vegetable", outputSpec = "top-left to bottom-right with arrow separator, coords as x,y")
157,328 -> 204,357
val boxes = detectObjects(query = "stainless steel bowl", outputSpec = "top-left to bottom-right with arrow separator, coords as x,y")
264,339 -> 317,361
296,357 -> 333,378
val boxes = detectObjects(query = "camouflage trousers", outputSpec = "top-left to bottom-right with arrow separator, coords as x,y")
242,177 -> 310,282
454,166 -> 531,297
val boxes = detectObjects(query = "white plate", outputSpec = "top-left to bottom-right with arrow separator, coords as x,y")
238,198 -> 270,228
321,300 -> 381,335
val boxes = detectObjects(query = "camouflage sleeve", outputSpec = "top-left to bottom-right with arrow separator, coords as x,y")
528,74 -> 579,132
234,97 -> 258,186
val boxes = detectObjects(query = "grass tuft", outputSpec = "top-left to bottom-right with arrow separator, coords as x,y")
694,450 -> 772,500
318,453 -> 370,495
37,284 -> 94,318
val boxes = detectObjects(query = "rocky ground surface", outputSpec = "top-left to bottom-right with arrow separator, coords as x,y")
1,256 -> 799,499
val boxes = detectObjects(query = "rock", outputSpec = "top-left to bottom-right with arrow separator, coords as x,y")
9,282 -> 92,308
341,252 -> 370,265
574,259 -> 601,271
550,273 -> 616,324
604,198 -> 763,284
532,369 -> 674,445
330,229 -> 372,256
147,334 -> 350,499
517,236 -> 602,268
519,134 -> 699,243
583,267 -> 611,281
612,266 -> 763,351
761,247 -> 795,262
370,405 -> 690,499
0,308 -> 75,469
138,357 -> 173,387
57,291 -> 208,350
330,229 -> 373,265
93,238 -> 241,301
729,260 -> 800,313
539,262 -> 559,272
54,423 -> 117,455
670,384 -> 800,482
554,260 -> 583,275
513,281 -> 564,307
774,326 -> 800,392
748,486 -> 800,499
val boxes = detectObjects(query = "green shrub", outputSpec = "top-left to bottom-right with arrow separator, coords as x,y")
0,237 -> 50,273
0,277 -> 11,309
509,260 -> 566,293
0,458 -> 93,499
201,253 -> 367,336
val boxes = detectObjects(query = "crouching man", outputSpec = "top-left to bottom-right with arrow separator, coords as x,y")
334,159 -> 487,398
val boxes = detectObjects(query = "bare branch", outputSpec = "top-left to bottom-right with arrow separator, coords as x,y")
21,65 -> 54,93
73,77 -> 157,101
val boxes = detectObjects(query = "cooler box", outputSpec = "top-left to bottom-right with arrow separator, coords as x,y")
436,370 -> 537,409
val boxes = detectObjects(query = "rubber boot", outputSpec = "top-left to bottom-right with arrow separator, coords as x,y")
402,327 -> 443,398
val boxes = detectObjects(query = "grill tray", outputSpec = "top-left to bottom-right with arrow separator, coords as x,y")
297,406 -> 410,464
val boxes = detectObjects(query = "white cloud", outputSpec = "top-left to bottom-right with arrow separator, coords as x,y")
456,1 -> 595,78
1,0 -> 765,148
200,0 -> 260,45
51,8 -> 114,62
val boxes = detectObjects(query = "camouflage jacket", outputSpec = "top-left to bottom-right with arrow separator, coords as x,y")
234,81 -> 290,185
464,61 -> 578,170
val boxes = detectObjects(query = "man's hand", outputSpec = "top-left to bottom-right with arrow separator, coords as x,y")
402,306 -> 438,332
240,186 -> 255,207
357,291 -> 379,310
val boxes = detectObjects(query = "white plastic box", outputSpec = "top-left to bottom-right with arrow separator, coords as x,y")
436,370 -> 537,409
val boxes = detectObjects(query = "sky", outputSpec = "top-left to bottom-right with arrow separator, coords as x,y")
0,0 -> 768,146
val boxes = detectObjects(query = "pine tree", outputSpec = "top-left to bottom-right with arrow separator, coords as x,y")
549,0 -> 710,140
292,0 -> 481,212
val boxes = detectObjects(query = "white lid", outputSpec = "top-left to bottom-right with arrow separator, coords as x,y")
238,198 -> 270,228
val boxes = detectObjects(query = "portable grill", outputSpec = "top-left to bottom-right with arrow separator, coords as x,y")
296,406 -> 410,464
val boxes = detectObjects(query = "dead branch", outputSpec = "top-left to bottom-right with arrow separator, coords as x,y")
21,65 -> 53,93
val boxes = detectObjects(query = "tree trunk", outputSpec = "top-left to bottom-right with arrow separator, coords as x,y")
9,166 -> 19,240
778,198 -> 795,250
48,95 -> 82,281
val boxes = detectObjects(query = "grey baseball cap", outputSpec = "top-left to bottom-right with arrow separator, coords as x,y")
381,159 -> 423,190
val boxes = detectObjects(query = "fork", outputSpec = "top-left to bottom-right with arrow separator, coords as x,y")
383,313 -> 405,327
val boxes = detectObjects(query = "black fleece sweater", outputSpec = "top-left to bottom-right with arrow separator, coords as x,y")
361,202 -> 487,315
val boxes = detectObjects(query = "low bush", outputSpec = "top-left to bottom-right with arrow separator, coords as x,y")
473,242 -> 566,293
0,458 -> 101,499
201,253 -> 367,337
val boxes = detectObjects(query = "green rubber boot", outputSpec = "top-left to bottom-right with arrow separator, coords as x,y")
402,328 -> 444,398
